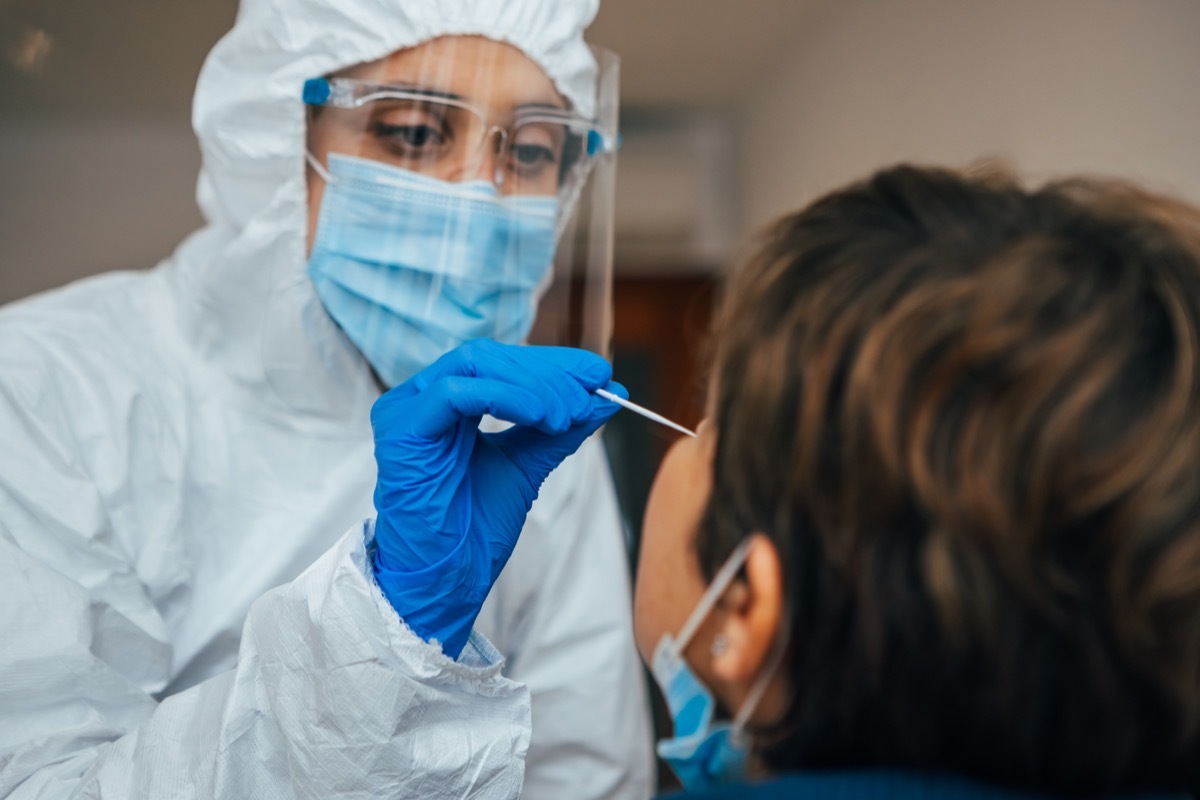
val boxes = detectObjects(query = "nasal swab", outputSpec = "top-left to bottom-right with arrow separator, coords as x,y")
594,388 -> 697,438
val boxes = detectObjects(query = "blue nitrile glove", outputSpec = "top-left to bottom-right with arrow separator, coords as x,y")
370,339 -> 625,659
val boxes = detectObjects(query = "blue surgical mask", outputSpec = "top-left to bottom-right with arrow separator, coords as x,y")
651,539 -> 780,791
306,152 -> 558,387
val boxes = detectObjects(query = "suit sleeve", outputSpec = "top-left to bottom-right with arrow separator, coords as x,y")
0,363 -> 531,799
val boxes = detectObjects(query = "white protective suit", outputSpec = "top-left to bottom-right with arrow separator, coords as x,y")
0,0 -> 654,797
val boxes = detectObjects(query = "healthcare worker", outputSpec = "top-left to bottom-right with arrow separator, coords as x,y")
0,0 -> 653,797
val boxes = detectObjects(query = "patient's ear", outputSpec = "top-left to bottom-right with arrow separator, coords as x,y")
709,533 -> 783,686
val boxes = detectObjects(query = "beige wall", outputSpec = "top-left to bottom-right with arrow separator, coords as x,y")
0,120 -> 203,305
6,1 -> 1200,303
738,0 -> 1200,236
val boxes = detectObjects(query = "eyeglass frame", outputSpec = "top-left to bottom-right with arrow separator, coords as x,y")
302,76 -> 615,188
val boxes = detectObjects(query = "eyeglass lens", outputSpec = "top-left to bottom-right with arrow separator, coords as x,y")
356,96 -> 584,194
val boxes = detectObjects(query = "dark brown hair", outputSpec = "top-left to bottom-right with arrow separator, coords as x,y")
699,165 -> 1200,794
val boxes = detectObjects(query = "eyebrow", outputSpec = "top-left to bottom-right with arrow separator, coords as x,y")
382,83 -> 466,102
379,82 -> 568,113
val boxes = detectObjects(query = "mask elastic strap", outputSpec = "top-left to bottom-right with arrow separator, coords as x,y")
671,538 -> 754,657
675,536 -> 791,739
730,619 -> 788,735
305,150 -> 334,184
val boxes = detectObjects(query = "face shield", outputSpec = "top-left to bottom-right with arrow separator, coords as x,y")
303,37 -> 619,388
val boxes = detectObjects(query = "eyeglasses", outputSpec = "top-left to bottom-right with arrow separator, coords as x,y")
303,77 -> 615,196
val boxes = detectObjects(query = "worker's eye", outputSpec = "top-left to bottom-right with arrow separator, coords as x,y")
507,122 -> 564,180
371,103 -> 453,163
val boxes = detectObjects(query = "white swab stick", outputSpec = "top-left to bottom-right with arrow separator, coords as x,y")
594,388 -> 697,438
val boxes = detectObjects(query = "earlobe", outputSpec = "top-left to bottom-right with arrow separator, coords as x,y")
709,533 -> 784,685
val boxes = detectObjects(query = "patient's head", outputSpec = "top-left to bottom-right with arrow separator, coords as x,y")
636,165 -> 1200,794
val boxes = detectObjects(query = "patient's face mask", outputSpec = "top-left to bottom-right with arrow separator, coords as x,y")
302,37 -> 621,385
650,539 -> 778,791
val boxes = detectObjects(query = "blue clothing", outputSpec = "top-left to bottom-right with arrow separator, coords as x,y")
658,770 -> 1190,800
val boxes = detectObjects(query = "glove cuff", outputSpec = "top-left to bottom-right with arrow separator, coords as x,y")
371,523 -> 488,659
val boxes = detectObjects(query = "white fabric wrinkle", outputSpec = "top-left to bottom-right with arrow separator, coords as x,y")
0,368 -> 170,660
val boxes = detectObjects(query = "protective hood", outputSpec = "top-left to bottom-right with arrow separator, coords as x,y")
167,0 -> 599,425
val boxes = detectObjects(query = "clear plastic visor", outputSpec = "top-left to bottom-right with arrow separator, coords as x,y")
303,38 -> 619,386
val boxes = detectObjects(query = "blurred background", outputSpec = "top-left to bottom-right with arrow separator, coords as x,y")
4,0 -> 1200,571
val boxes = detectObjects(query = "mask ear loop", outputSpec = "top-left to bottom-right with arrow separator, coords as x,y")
730,616 -> 789,739
670,538 -> 754,658
673,537 -> 791,744
305,150 -> 334,185
729,535 -> 793,748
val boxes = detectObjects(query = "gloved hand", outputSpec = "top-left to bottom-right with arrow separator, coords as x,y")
369,339 -> 625,659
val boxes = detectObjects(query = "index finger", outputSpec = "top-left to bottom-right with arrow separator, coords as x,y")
414,340 -> 613,393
